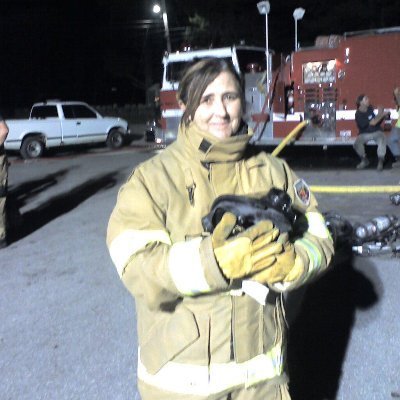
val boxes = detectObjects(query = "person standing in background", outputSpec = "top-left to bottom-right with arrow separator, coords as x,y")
387,87 -> 400,168
0,114 -> 9,248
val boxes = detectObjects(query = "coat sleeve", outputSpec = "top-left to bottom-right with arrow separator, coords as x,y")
106,168 -> 228,311
273,159 -> 335,291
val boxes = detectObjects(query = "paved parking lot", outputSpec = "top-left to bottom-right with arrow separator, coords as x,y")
1,145 -> 399,399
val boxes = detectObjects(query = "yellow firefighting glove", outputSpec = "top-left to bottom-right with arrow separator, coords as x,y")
250,241 -> 305,285
212,212 -> 283,279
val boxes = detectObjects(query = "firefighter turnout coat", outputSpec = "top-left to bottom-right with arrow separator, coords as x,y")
107,122 -> 334,399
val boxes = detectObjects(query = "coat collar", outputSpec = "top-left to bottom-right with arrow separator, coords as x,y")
177,121 -> 253,163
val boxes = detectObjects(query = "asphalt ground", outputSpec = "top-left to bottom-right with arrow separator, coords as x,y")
1,141 -> 400,400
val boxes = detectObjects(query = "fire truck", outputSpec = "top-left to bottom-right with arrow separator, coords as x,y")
152,27 -> 400,147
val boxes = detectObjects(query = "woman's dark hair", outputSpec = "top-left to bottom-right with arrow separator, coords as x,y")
177,58 -> 244,126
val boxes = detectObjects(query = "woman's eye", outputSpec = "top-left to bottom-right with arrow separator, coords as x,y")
224,93 -> 239,101
201,96 -> 213,105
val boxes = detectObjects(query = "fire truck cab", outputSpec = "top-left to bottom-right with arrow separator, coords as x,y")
154,27 -> 400,147
154,45 -> 268,144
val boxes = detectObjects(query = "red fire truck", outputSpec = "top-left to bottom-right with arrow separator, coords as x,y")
152,27 -> 400,147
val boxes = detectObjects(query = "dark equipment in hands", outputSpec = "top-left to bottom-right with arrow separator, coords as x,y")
202,188 -> 302,236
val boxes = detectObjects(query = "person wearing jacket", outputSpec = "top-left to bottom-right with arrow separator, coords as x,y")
107,58 -> 334,400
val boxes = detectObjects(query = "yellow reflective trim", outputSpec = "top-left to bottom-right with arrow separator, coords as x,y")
296,238 -> 321,278
109,229 -> 171,277
305,212 -> 330,239
137,344 -> 283,396
168,237 -> 211,295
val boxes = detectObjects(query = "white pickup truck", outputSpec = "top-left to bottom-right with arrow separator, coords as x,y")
5,100 -> 132,159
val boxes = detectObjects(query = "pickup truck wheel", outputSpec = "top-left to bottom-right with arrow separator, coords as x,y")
21,137 -> 44,159
106,129 -> 124,149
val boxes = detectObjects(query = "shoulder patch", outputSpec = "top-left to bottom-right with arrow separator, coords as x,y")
294,179 -> 310,206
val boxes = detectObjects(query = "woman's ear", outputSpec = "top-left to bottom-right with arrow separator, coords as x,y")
178,100 -> 186,112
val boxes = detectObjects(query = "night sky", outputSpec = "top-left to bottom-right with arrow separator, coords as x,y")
1,0 -> 398,113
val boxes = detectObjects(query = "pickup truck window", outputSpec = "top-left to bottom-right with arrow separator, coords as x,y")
31,106 -> 58,119
62,106 -> 75,119
62,105 -> 97,119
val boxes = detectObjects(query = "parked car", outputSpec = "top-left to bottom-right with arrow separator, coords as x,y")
5,100 -> 132,159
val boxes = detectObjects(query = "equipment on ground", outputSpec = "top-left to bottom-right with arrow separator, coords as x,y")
390,192 -> 400,205
352,215 -> 400,256
324,212 -> 400,256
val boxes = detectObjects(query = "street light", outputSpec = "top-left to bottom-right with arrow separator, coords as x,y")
293,7 -> 305,51
152,4 -> 161,14
153,0 -> 171,53
257,1 -> 271,87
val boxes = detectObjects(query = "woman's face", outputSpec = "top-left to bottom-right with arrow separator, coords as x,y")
192,71 -> 242,139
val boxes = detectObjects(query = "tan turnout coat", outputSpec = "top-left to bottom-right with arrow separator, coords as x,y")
107,122 -> 334,399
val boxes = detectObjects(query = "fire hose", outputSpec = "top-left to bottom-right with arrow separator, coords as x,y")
271,120 -> 309,157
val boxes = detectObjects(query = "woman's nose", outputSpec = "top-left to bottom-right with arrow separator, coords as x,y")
213,97 -> 228,116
